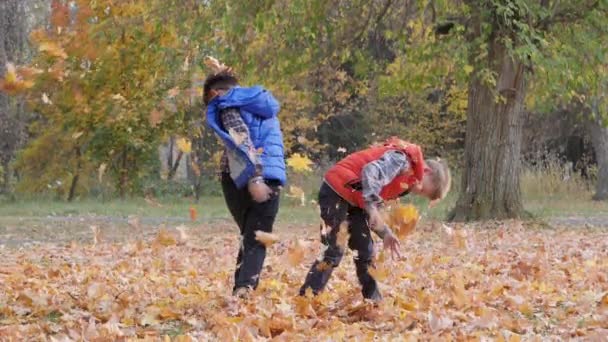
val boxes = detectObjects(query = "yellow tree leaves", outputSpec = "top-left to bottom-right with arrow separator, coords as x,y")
176,138 -> 192,154
0,63 -> 36,95
38,42 -> 68,59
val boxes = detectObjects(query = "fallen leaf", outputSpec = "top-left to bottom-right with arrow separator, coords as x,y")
428,312 -> 453,332
287,239 -> 306,266
255,231 -> 279,247
176,225 -> 189,242
154,228 -> 177,247
189,207 -> 197,221
336,222 -> 350,251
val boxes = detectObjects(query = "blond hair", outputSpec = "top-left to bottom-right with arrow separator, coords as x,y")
425,159 -> 451,201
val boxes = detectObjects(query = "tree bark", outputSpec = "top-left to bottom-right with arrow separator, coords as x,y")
67,146 -> 82,202
450,35 -> 527,221
167,136 -> 174,172
586,105 -> 608,201
0,0 -> 27,194
118,149 -> 128,198
167,151 -> 183,180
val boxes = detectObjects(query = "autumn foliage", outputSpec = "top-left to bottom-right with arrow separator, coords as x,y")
1,222 -> 607,340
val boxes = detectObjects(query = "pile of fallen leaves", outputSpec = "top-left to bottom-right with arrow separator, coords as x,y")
1,221 -> 607,341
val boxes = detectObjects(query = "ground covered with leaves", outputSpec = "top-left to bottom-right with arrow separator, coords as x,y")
1,220 -> 607,341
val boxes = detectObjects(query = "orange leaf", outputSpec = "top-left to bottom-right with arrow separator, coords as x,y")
255,231 -> 279,247
336,222 -> 350,251
189,207 -> 197,222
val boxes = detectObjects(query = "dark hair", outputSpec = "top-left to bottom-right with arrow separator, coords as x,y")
203,71 -> 239,104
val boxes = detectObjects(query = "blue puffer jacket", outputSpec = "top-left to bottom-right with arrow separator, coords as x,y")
206,86 -> 287,189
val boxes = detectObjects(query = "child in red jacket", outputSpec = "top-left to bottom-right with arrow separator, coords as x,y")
299,137 -> 451,301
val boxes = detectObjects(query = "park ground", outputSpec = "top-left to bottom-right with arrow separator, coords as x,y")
0,192 -> 607,340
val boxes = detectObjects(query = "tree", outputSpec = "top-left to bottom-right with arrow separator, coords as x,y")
444,0 -> 606,220
0,0 -> 27,195
529,7 -> 608,200
10,0 -> 214,198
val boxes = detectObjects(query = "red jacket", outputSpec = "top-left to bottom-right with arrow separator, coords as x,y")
324,138 -> 425,208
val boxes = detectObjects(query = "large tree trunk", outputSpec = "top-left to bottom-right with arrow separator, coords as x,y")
0,0 -> 27,194
450,36 -> 527,221
586,105 -> 608,201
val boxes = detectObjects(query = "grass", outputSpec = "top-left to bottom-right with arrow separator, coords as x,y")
1,162 -> 606,230
0,195 -> 319,226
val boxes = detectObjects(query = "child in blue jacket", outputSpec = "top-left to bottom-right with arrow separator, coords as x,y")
204,60 -> 287,297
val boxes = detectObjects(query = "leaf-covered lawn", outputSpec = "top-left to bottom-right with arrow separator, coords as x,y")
1,221 -> 607,341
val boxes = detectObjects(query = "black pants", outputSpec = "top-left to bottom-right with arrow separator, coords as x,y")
221,173 -> 281,292
300,182 -> 380,299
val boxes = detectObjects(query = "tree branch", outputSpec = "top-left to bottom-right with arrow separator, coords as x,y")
536,0 -> 600,30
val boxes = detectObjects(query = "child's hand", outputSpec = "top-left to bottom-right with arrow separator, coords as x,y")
366,205 -> 385,229
383,230 -> 402,259
248,177 -> 272,203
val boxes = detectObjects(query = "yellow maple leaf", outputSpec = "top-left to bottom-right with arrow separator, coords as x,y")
395,296 -> 418,311
176,138 -> 191,153
386,203 -> 419,239
286,153 -> 313,173
255,231 -> 279,247
368,264 -> 389,281
293,295 -> 316,317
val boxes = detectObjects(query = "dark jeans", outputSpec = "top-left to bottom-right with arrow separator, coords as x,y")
300,182 -> 380,299
221,173 -> 281,292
